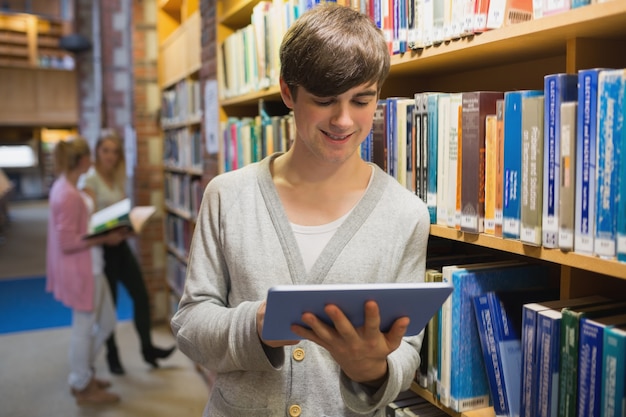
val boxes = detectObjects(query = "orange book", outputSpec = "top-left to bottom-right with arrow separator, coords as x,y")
484,114 -> 497,235
494,99 -> 505,237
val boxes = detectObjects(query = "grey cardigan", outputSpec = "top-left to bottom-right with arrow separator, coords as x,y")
171,154 -> 431,417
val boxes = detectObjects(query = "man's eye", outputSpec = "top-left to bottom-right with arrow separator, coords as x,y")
315,100 -> 333,106
354,101 -> 369,107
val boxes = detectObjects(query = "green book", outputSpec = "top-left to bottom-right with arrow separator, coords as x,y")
84,198 -> 156,239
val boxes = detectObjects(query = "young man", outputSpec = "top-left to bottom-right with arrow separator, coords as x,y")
171,4 -> 430,416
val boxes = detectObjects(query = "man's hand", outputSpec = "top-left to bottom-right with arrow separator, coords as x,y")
291,300 -> 409,386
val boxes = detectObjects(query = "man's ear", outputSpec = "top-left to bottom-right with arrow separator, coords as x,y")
279,78 -> 294,109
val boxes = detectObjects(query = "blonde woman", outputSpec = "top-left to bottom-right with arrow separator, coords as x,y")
46,136 -> 126,405
82,132 -> 174,375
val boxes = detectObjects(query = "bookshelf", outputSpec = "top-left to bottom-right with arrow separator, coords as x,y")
214,1 -> 626,415
158,1 -> 203,315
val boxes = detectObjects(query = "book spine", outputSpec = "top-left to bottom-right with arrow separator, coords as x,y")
437,94 -> 451,226
594,69 -> 625,258
413,95 -> 423,198
484,114 -> 497,235
558,101 -> 578,251
542,73 -> 578,248
427,93 -> 439,223
558,309 -> 583,417
495,99 -> 505,237
387,97 -> 398,179
536,309 -> 562,417
503,91 -> 542,239
426,269 -> 443,395
577,317 -> 606,417
473,294 -> 509,417
571,0 -> 590,8
575,69 -> 604,255
520,95 -> 545,246
372,100 -> 388,172
406,101 -> 416,193
618,107 -> 626,261
601,327 -> 626,417
447,93 -> 462,229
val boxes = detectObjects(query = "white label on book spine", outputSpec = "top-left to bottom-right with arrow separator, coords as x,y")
616,235 -> 626,253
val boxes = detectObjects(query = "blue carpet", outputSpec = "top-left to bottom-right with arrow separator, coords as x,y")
0,276 -> 133,334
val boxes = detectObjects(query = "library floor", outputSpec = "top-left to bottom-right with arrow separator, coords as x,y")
0,200 -> 209,417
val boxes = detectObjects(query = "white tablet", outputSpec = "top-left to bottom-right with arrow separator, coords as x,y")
261,282 -> 453,340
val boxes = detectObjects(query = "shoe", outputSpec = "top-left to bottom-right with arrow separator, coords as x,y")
142,345 -> 176,368
106,350 -> 125,375
69,377 -> 111,394
71,379 -> 120,405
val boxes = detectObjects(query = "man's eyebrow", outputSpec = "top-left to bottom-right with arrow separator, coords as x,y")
354,89 -> 378,98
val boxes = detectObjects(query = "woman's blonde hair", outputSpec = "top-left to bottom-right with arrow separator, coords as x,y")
95,130 -> 127,191
54,135 -> 91,175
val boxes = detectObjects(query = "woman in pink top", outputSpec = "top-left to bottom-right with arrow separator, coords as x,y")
46,136 -> 127,405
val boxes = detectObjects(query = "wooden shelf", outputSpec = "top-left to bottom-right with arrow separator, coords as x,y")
430,225 -> 626,280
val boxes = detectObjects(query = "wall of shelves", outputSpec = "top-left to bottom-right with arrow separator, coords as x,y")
215,1 -> 626,415
158,0 -> 202,316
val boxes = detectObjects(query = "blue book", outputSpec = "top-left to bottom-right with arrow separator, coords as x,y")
594,69 -> 625,258
440,261 -> 549,413
489,288 -> 559,417
571,0 -> 590,8
601,325 -> 626,417
426,93 -> 441,223
503,90 -> 543,239
473,294 -> 508,417
520,296 -> 611,417
578,314 -> 626,417
536,308 -> 563,417
575,68 -> 610,255
542,73 -> 578,248
618,94 -> 626,263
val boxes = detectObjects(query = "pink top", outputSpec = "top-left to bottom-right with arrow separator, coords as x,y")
46,175 -> 94,312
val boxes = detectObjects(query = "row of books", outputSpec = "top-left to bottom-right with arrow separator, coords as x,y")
161,78 -> 202,126
221,100 -> 293,172
163,127 -> 203,171
165,213 -> 193,262
415,257 -> 555,413
219,0 -> 616,99
164,172 -> 203,218
362,68 -> 626,262
386,390 -> 451,416
472,290 -> 626,417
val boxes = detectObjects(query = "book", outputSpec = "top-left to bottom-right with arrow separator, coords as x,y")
425,268 -> 444,393
484,113 -> 497,235
619,99 -> 626,262
557,302 -> 626,417
601,325 -> 626,417
519,295 -> 612,417
542,73 -> 578,249
427,93 -> 442,223
495,99 -> 505,237
460,91 -> 503,234
84,198 -> 157,239
520,94 -> 545,246
386,391 -> 427,417
575,68 -> 610,255
436,93 -> 451,226
439,261 -> 550,412
578,313 -> 626,417
446,93 -> 462,229
542,0 -> 570,16
473,293 -> 507,417
503,90 -> 543,240
594,69 -> 625,258
558,101 -> 577,252
372,100 -> 388,172
492,288 -> 560,417
535,308 -> 564,417
486,0 -> 534,30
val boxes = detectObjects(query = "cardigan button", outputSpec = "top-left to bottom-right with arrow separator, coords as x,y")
292,347 -> 305,361
288,404 -> 302,416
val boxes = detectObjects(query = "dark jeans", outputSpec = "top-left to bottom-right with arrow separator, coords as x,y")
104,240 -> 153,353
